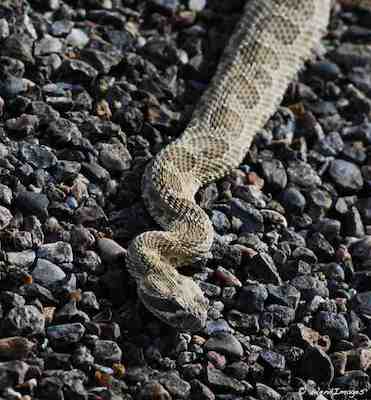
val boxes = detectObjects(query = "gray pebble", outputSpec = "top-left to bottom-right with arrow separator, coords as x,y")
287,161 -> 321,188
47,323 -> 86,344
138,382 -> 171,400
256,383 -> 282,400
97,238 -> 126,264
205,332 -> 243,359
98,142 -> 132,173
66,28 -> 90,48
32,258 -> 66,287
236,284 -> 268,313
247,252 -> 282,285
50,20 -> 74,37
261,159 -> 287,191
0,206 -> 12,230
290,275 -> 329,301
5,305 -> 45,336
0,361 -> 29,388
15,191 -> 49,219
206,366 -> 245,394
266,283 -> 301,309
280,187 -> 306,214
0,184 -> 13,206
94,340 -> 122,364
329,159 -> 364,192
5,114 -> 39,135
314,311 -> 349,341
6,250 -> 36,268
37,241 -> 73,264
34,35 -> 63,56
0,18 -> 10,39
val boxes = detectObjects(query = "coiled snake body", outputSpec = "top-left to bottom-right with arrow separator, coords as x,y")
127,0 -> 367,331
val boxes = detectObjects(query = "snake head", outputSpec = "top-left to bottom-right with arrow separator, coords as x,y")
138,274 -> 209,332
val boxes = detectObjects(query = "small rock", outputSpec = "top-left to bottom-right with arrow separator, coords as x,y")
0,337 -> 34,360
329,159 -> 364,192
214,266 -> 241,287
0,361 -> 29,388
205,319 -> 233,335
345,348 -> 371,371
98,143 -> 132,173
15,192 -> 49,219
287,161 -> 321,188
0,18 -> 9,39
333,370 -> 370,391
94,340 -> 122,364
266,283 -> 301,309
189,0 -> 206,11
281,187 -> 306,214
299,346 -> 334,386
0,206 -> 13,230
314,311 -> 350,341
158,371 -> 191,399
150,0 -> 178,12
5,305 -> 45,336
50,20 -> 74,37
66,29 -> 90,48
206,366 -> 245,394
6,250 -> 36,268
19,142 -> 57,169
211,210 -> 231,235
259,350 -> 286,371
236,283 -> 268,313
58,59 -> 98,84
353,291 -> 371,316
344,206 -> 365,238
255,383 -> 282,400
204,332 -> 243,359
34,35 -> 63,55
190,379 -> 215,400
37,241 -> 73,264
32,258 -> 66,287
5,114 -> 39,135
0,184 -> 13,206
307,232 -> 335,262
47,118 -> 81,145
260,159 -> 287,191
138,382 -> 171,400
290,275 -> 329,301
3,33 -> 34,63
247,252 -> 282,284
262,304 -> 296,327
29,101 -> 60,124
206,351 -> 226,369
97,238 -> 127,263
47,323 -> 86,345
230,199 -> 264,233
82,161 -> 110,183
350,236 -> 371,261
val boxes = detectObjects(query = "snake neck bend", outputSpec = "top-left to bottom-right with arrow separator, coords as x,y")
126,0 -> 332,331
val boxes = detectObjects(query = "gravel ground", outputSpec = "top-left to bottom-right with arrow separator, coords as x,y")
0,0 -> 371,399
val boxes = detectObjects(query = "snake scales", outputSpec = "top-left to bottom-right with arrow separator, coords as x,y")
126,0 -> 370,331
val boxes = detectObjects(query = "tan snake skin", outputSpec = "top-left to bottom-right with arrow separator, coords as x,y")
126,0 -> 368,331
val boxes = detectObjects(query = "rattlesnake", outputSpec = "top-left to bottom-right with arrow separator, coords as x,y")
126,0 -> 369,331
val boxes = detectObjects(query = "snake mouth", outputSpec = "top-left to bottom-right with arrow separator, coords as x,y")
139,286 -> 208,333
169,311 -> 207,333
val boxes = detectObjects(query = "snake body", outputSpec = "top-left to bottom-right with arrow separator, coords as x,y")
126,0 -> 361,331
